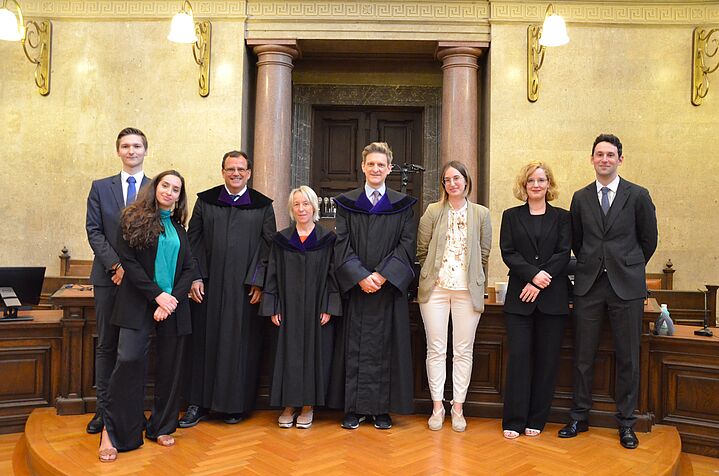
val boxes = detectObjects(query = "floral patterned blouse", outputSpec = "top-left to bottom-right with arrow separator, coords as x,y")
436,201 -> 469,290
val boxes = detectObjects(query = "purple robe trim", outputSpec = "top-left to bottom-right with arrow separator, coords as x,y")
217,187 -> 251,206
354,191 -> 393,214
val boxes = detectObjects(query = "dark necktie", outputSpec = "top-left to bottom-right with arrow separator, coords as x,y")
371,190 -> 380,206
601,186 -> 610,215
126,176 -> 137,206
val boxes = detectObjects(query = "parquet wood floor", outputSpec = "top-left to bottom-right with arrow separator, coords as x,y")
8,408 -> 709,475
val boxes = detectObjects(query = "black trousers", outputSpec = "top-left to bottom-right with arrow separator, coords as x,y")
184,299 -> 207,406
502,310 -> 566,432
94,285 -> 119,414
570,272 -> 643,427
104,318 -> 187,452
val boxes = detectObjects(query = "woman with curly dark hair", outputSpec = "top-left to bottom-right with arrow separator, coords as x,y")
98,170 -> 195,462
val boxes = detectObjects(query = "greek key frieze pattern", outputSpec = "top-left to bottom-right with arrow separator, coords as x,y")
16,1 -> 718,24
18,1 -> 247,19
248,2 -> 489,20
491,2 -> 719,25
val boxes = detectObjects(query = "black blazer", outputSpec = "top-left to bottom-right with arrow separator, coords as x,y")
500,203 -> 571,316
86,174 -> 151,286
112,219 -> 195,336
570,178 -> 658,301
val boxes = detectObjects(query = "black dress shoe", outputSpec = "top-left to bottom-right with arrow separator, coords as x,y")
178,405 -> 209,428
373,414 -> 393,430
86,412 -> 103,434
224,413 -> 244,424
340,413 -> 366,430
557,419 -> 589,438
619,426 -> 639,449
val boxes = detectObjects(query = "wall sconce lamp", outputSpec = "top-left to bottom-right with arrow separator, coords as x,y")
168,0 -> 211,97
527,4 -> 569,102
691,27 -> 719,106
0,0 -> 52,96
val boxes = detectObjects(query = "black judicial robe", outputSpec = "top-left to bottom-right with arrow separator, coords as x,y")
327,187 -> 417,415
186,186 -> 276,413
260,224 -> 342,407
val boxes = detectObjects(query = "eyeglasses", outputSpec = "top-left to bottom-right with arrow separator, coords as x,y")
223,167 -> 249,174
443,175 -> 464,185
527,178 -> 548,185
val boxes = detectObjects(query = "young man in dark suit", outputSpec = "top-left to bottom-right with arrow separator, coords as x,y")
559,133 -> 658,449
85,127 -> 151,434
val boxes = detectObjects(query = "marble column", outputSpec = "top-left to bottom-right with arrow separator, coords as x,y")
436,42 -> 485,202
248,40 -> 299,230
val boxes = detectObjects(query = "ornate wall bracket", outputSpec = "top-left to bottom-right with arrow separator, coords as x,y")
527,24 -> 544,103
21,19 -> 51,96
193,19 -> 211,97
691,27 -> 719,106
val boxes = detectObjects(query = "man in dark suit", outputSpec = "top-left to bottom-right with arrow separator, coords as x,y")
559,133 -> 658,449
85,127 -> 151,434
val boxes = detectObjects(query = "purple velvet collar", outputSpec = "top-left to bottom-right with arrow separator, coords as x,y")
217,186 -> 251,207
354,190 -> 393,213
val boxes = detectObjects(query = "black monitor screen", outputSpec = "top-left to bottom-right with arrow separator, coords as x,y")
0,267 -> 46,306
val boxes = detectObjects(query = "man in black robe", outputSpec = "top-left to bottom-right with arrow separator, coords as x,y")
328,142 -> 417,430
179,150 -> 276,427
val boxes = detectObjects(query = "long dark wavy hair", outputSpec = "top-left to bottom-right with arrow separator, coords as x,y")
121,170 -> 188,249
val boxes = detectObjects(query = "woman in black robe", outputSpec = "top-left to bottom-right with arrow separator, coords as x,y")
98,170 -> 194,461
260,186 -> 341,429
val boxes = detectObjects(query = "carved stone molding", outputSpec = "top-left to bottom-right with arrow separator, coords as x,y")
247,1 -> 489,19
490,1 -> 719,25
17,1 -> 247,19
246,1 -> 490,42
15,1 -> 719,25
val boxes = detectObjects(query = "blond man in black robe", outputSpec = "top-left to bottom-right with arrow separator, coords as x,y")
328,142 -> 417,430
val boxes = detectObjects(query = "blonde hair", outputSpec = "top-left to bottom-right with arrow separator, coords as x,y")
288,185 -> 320,223
512,161 -> 558,202
362,142 -> 393,166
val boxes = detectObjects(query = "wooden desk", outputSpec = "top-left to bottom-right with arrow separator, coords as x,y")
647,325 -> 719,457
0,310 -> 62,433
49,286 -> 96,415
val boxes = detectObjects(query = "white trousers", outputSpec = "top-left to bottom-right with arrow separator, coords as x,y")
419,287 -> 481,403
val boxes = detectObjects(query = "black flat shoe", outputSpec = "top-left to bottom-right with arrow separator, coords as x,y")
557,419 -> 588,438
619,426 -> 639,449
340,413 -> 366,430
178,405 -> 209,428
224,412 -> 244,424
374,414 -> 393,430
86,412 -> 104,434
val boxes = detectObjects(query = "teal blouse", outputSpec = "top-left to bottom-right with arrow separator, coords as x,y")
155,209 -> 180,294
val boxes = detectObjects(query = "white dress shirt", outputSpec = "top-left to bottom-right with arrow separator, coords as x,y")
595,175 -> 620,207
120,170 -> 145,205
364,183 -> 386,202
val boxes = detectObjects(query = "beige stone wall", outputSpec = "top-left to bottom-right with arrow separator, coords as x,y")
487,22 -> 719,290
0,18 -> 251,270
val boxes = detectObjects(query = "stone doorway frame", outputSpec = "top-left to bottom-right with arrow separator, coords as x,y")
291,84 -> 442,208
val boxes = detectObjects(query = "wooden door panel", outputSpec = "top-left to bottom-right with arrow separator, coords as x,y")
312,106 -> 424,212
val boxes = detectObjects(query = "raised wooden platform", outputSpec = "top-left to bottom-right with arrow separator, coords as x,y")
14,408 -> 684,475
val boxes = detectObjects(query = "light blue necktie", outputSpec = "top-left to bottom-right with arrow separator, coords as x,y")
601,186 -> 610,215
127,176 -> 137,206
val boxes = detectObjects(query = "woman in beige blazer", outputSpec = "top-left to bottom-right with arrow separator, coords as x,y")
417,161 -> 492,432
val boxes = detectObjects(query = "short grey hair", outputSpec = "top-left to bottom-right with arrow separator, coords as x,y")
288,185 -> 320,223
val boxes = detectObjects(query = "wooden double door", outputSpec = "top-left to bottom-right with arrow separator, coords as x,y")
311,106 -> 424,211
